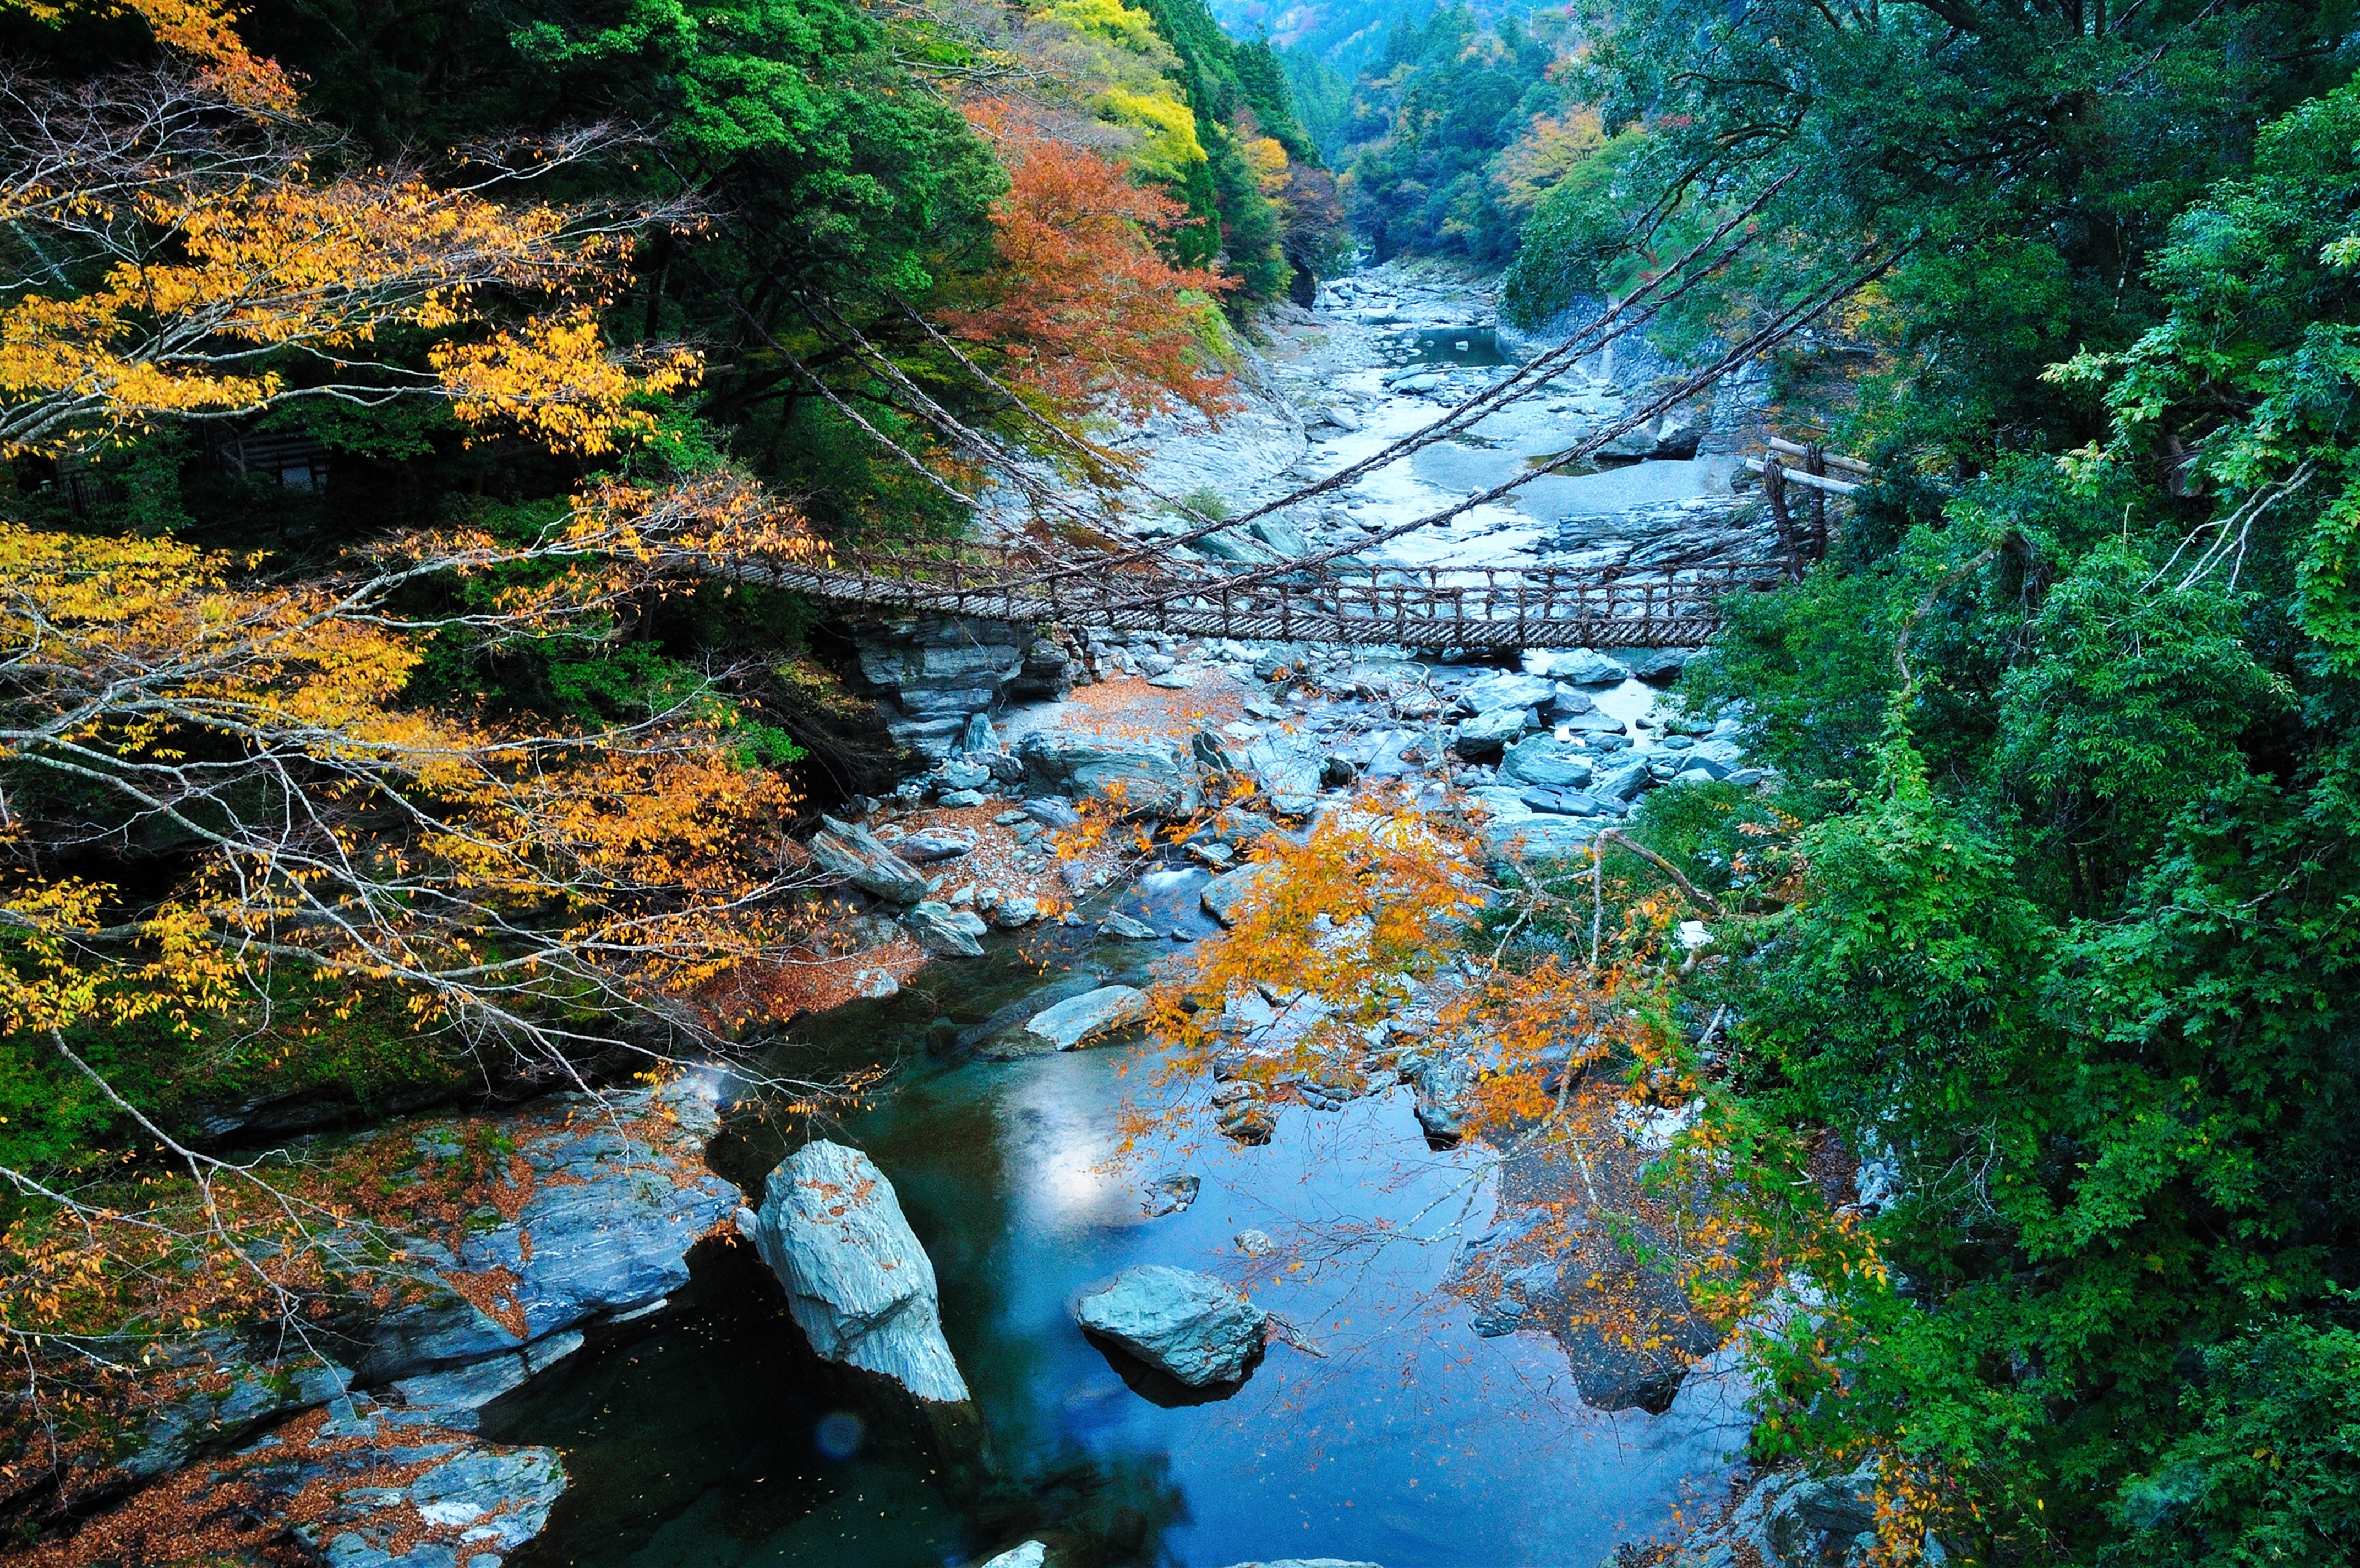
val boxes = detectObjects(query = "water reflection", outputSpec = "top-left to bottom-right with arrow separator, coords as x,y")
500,935 -> 1749,1567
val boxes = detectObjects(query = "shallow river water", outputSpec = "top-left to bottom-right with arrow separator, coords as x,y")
499,883 -> 1749,1568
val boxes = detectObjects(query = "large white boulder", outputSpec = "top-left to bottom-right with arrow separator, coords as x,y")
743,1141 -> 971,1403
1024,985 -> 1149,1050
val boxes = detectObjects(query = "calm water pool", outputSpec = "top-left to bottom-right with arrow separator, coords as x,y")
498,914 -> 1750,1568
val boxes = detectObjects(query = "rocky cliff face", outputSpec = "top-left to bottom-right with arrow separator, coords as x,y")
852,616 -> 1074,760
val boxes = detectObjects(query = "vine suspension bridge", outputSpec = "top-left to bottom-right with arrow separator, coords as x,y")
726,205 -> 1890,651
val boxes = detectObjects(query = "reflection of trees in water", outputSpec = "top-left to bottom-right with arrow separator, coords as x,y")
490,1238 -> 1189,1568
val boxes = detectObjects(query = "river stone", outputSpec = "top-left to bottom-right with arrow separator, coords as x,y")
905,901 -> 987,958
897,828 -> 976,863
1018,733 -> 1200,819
1624,647 -> 1696,684
989,896 -> 1041,929
1143,1173 -> 1201,1217
1024,985 -> 1149,1050
1201,862 -> 1282,926
1244,731 -> 1325,814
352,1082 -> 737,1384
1593,757 -> 1656,802
1498,736 -> 1594,789
1023,795 -> 1083,831
977,1546 -> 1047,1568
809,817 -> 930,904
1452,706 -> 1529,757
1099,911 -> 1159,940
1460,670 -> 1558,714
1216,1561 -> 1385,1568
744,1141 -> 971,1402
1074,1265 -> 1269,1386
1547,683 -> 1597,717
1547,648 -> 1633,686
1519,785 -> 1618,817
1482,814 -> 1610,860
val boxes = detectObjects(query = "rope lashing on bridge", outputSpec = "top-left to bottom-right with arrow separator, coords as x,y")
673,196 -> 1915,648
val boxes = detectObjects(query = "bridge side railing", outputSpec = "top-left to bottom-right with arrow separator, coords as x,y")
699,548 -> 1788,648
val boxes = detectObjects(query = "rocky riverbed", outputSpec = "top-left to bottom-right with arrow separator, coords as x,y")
70,264 -> 1813,1568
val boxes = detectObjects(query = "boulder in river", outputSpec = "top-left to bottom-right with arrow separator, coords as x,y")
1459,670 -> 1558,714
1623,647 -> 1696,684
809,816 -> 930,904
1452,706 -> 1529,758
1201,862 -> 1282,926
1243,730 -> 1325,814
1024,985 -> 1149,1050
977,1545 -> 1048,1568
905,900 -> 988,957
743,1140 -> 972,1403
1018,733 -> 1201,819
1074,1265 -> 1268,1386
1539,648 -> 1632,687
1498,736 -> 1594,789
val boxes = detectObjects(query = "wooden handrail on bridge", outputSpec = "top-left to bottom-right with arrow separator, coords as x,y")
1751,439 -> 1872,577
671,545 -> 1790,651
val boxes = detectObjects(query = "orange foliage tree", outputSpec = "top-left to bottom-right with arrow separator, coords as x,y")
949,100 -> 1238,427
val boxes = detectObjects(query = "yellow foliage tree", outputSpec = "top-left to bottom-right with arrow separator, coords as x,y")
0,68 -> 696,457
1020,0 -> 1208,180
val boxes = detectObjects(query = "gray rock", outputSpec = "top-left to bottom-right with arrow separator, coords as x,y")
1099,911 -> 1159,940
1460,671 -> 1558,714
1624,647 -> 1696,684
1498,737 -> 1594,790
1234,1229 -> 1276,1256
988,897 -> 1041,929
1019,733 -> 1200,819
938,789 -> 988,809
1482,814 -> 1611,860
1244,731 -> 1325,815
1143,1173 -> 1201,1217
1547,683 -> 1597,717
351,1086 -> 738,1384
905,901 -> 988,958
1074,1265 -> 1268,1386
1216,1562 -> 1385,1568
1593,758 -> 1656,803
958,712 -> 998,753
1024,985 -> 1148,1050
897,828 -> 976,864
855,617 -> 1035,762
1518,786 -> 1618,816
1023,796 -> 1083,832
744,1141 -> 970,1402
1544,648 -> 1632,686
1452,707 -> 1529,758
978,1546 -> 1048,1568
941,758 -> 992,792
809,819 -> 930,905
1201,863 -> 1283,926
234,1409 -> 566,1568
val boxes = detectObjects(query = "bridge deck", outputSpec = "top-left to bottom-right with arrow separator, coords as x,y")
699,550 -> 1784,651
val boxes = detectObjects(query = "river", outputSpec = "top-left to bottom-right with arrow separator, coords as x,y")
497,884 -> 1751,1568
496,263 -> 1756,1568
